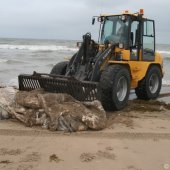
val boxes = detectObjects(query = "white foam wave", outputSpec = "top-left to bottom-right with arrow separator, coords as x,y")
0,44 -> 78,52
157,50 -> 170,55
8,78 -> 18,86
0,59 -> 29,64
0,59 -> 8,63
163,79 -> 170,86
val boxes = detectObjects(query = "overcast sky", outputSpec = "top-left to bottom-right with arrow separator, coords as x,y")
0,0 -> 169,43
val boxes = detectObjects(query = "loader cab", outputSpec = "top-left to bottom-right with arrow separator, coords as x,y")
100,15 -> 130,47
99,14 -> 155,61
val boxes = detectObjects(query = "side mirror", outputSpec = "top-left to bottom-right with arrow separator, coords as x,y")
98,16 -> 105,23
92,18 -> 95,25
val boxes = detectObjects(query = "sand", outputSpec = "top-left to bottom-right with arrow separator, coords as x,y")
0,87 -> 170,170
1,111 -> 170,170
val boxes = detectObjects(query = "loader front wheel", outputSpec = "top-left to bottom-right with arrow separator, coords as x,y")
50,61 -> 68,75
135,66 -> 162,100
99,65 -> 130,111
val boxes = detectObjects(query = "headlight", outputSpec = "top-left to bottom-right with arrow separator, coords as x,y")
119,43 -> 124,49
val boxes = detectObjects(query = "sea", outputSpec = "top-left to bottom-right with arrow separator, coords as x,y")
0,38 -> 170,86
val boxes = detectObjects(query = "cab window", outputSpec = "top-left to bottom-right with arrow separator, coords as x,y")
142,20 -> 155,61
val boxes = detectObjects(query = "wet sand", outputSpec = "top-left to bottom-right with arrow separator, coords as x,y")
0,86 -> 170,170
130,85 -> 170,103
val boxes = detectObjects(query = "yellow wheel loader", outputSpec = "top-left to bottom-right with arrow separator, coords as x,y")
18,9 -> 164,111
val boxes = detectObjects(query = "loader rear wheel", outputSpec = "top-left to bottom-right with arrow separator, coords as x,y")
135,65 -> 162,100
50,61 -> 68,75
99,65 -> 130,111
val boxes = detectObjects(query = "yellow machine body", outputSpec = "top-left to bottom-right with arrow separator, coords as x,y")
98,10 -> 164,90
104,48 -> 164,89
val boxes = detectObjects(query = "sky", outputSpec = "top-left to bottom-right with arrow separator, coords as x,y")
0,0 -> 169,43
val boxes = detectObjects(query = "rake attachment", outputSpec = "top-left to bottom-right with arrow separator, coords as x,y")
18,72 -> 99,102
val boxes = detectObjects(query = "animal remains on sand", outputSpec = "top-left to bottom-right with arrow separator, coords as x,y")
0,86 -> 106,132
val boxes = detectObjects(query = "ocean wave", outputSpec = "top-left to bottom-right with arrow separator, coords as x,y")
6,60 -> 29,64
8,78 -> 18,86
0,59 -> 29,64
0,44 -> 78,52
0,59 -> 8,63
163,79 -> 170,86
157,50 -> 170,55
45,63 -> 55,67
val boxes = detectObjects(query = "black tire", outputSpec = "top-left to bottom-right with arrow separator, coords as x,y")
99,65 -> 131,111
135,65 -> 162,100
50,61 -> 68,75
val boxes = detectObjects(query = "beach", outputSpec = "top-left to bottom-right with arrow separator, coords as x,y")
0,86 -> 170,170
1,107 -> 170,170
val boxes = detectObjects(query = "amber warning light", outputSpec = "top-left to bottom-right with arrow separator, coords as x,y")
140,9 -> 144,15
124,10 -> 129,14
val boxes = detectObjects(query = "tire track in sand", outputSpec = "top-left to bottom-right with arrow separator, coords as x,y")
0,129 -> 170,140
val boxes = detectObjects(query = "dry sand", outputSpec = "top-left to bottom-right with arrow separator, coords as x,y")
0,88 -> 170,170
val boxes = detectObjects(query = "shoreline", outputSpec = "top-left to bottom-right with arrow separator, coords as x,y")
0,83 -> 170,104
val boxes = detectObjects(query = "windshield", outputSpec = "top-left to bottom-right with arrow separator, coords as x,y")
101,15 -> 129,45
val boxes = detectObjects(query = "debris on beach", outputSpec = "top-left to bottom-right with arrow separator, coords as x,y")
0,87 -> 16,120
49,154 -> 63,163
1,86 -> 170,132
0,87 -> 106,132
